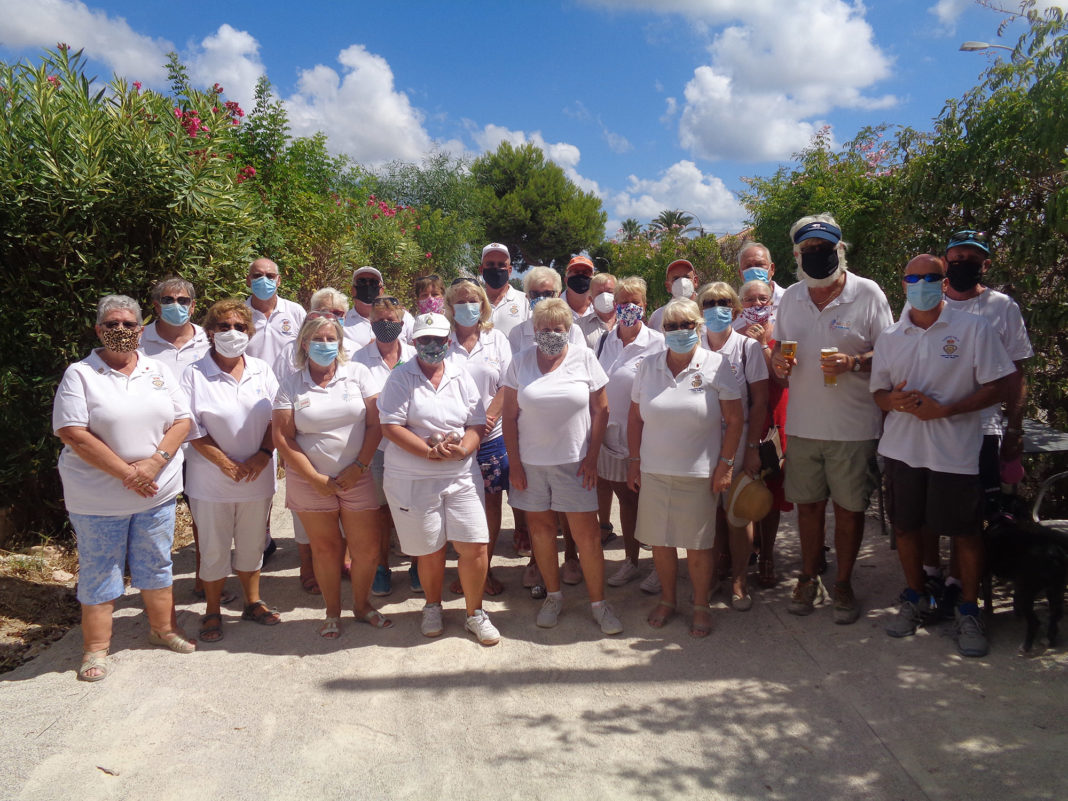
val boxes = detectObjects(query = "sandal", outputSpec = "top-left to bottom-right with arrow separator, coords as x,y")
148,628 -> 196,654
301,575 -> 322,595
600,523 -> 616,545
77,649 -> 109,682
758,558 -> 778,588
318,617 -> 341,639
690,604 -> 713,638
193,587 -> 238,604
199,613 -> 224,642
356,608 -> 394,629
242,601 -> 281,626
646,601 -> 676,629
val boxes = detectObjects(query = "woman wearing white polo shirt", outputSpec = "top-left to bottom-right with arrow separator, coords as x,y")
507,266 -> 587,355
181,299 -> 281,643
53,295 -> 195,682
501,298 -> 622,635
627,298 -> 743,637
378,312 -> 500,646
273,316 -> 387,639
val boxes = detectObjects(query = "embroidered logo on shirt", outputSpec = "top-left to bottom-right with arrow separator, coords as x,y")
691,374 -> 704,391
151,375 -> 165,388
941,336 -> 961,359
281,319 -> 292,334
510,304 -> 519,315
830,317 -> 852,332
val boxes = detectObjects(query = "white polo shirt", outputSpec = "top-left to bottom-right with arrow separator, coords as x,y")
245,296 -> 306,367
597,324 -> 665,459
138,321 -> 210,383
502,343 -> 609,466
701,328 -> 769,421
271,336 -> 362,381
53,351 -> 190,515
273,360 -> 378,477
775,271 -> 893,441
871,305 -> 1015,474
377,357 -> 486,479
447,329 -> 512,441
180,354 -> 278,502
343,308 -> 416,347
488,285 -> 529,338
507,318 -> 587,355
353,340 -> 416,453
631,348 -> 741,477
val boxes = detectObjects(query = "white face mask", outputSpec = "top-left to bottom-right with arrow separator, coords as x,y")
671,277 -> 695,299
593,292 -> 615,314
213,329 -> 249,358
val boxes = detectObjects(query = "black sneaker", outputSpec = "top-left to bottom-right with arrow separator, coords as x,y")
935,582 -> 961,621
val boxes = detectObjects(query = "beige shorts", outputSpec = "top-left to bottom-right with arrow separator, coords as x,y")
635,472 -> 718,550
783,437 -> 879,512
188,497 -> 272,581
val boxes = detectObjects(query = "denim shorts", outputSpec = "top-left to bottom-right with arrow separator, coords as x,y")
477,435 -> 510,495
70,500 -> 176,605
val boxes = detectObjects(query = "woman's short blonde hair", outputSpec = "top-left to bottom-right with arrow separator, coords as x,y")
523,265 -> 562,294
590,273 -> 616,295
445,279 -> 493,331
532,297 -> 572,331
615,276 -> 648,305
369,296 -> 404,322
661,298 -> 702,328
309,287 -> 349,314
203,298 -> 256,339
697,282 -> 742,316
293,316 -> 348,369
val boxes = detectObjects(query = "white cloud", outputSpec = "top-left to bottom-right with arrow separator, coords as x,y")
0,0 -> 171,83
284,44 -> 434,165
931,0 -> 1067,27
612,160 -> 745,233
186,24 -> 264,113
603,128 -> 633,153
473,124 -> 604,196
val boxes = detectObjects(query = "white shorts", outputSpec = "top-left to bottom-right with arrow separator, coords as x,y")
383,472 -> 488,557
188,497 -> 272,581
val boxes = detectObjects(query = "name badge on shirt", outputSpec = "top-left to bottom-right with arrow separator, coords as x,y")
296,396 -> 311,410
829,317 -> 852,332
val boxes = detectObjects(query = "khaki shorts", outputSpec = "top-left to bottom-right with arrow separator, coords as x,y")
784,437 -> 878,512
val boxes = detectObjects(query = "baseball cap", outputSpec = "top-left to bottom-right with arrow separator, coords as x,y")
946,230 -> 990,255
566,255 -> 595,273
352,266 -> 383,283
793,221 -> 842,245
666,258 -> 694,277
411,312 -> 451,339
481,243 -> 510,261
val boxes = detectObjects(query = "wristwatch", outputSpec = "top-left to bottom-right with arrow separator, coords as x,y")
720,456 -> 735,467
154,449 -> 172,462
851,355 -> 863,372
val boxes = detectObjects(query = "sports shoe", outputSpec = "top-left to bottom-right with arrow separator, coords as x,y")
522,560 -> 542,588
420,603 -> 443,637
513,528 -> 532,557
787,575 -> 827,616
409,563 -> 423,594
537,595 -> 563,628
593,602 -> 623,635
371,566 -> 392,597
561,558 -> 584,585
955,607 -> 989,657
607,560 -> 641,587
639,570 -> 661,594
886,595 -> 929,638
465,609 -> 500,646
832,581 -> 861,625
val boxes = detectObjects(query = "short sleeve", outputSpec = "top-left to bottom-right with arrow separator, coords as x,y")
1002,299 -> 1033,361
501,353 -> 520,391
351,361 -> 379,400
869,339 -> 893,394
868,288 -> 894,346
179,366 -> 204,440
377,368 -> 411,427
631,357 -> 650,404
507,325 -> 522,356
52,364 -> 89,432
743,338 -> 769,383
711,354 -> 742,401
494,333 -> 513,389
584,349 -> 609,392
273,371 -> 298,411
975,318 -> 1016,386
462,371 -> 488,427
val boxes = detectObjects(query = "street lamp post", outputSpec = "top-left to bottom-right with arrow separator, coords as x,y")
678,210 -> 705,238
959,41 -> 1014,53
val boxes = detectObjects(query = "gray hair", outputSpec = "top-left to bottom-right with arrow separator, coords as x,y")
292,316 -> 348,369
97,294 -> 143,325
737,242 -> 771,266
309,287 -> 350,313
523,265 -> 562,294
789,213 -> 850,253
661,297 -> 701,327
150,277 -> 195,303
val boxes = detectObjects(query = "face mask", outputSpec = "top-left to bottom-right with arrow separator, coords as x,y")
371,319 -> 403,343
703,306 -> 733,332
742,267 -> 770,284
453,302 -> 482,327
482,268 -> 509,290
566,274 -> 592,295
354,282 -> 379,305
534,331 -> 568,356
615,303 -> 643,327
740,305 -> 773,326
307,341 -> 338,367
99,325 -> 140,352
946,260 -> 983,293
212,329 -> 249,358
906,279 -> 944,312
529,295 -> 551,312
799,249 -> 840,284
671,277 -> 695,299
664,329 -> 699,354
251,276 -> 277,301
415,339 -> 449,364
160,302 -> 190,326
418,296 -> 445,315
593,292 -> 615,315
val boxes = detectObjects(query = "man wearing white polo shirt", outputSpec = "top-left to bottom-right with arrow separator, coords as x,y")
244,258 -> 306,365
648,259 -> 699,332
139,277 -> 210,382
771,213 -> 893,624
343,266 -> 415,347
561,255 -> 596,325
736,242 -> 786,305
872,254 -> 1014,657
480,243 -> 529,337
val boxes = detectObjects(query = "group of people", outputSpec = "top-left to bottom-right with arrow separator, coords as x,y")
53,212 -> 1030,681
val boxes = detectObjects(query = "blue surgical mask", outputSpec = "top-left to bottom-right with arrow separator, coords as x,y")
702,306 -> 733,333
529,295 -> 549,312
664,329 -> 699,354
453,302 -> 482,327
742,267 -> 770,283
160,302 -> 190,326
906,279 -> 944,312
307,341 -> 338,366
251,276 -> 277,301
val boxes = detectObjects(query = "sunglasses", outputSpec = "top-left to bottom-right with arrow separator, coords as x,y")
903,273 -> 945,284
662,321 -> 698,331
371,296 -> 400,307
529,291 -> 556,300
215,322 -> 249,332
250,272 -> 278,280
482,260 -> 507,268
701,298 -> 732,308
160,296 -> 192,306
947,230 -> 988,246
451,277 -> 479,287
102,320 -> 140,330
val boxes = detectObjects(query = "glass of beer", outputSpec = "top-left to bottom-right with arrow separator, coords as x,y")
781,340 -> 798,361
821,346 -> 839,387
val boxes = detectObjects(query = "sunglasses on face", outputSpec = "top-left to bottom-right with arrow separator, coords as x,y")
215,322 -> 249,332
251,272 -> 278,280
483,260 -> 507,268
354,279 -> 380,288
160,296 -> 192,306
529,290 -> 556,300
701,298 -> 732,309
903,273 -> 945,284
662,321 -> 698,331
371,296 -> 399,307
102,320 -> 140,330
948,230 -> 988,247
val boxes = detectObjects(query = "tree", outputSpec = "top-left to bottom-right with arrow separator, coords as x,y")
651,209 -> 698,239
619,218 -> 645,241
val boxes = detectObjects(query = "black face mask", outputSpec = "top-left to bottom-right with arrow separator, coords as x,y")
801,249 -> 839,280
566,274 -> 592,294
371,319 -> 403,343
482,268 -> 509,290
945,260 -> 983,292
354,282 -> 379,305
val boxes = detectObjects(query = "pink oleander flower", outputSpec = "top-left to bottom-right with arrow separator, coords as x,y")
133,81 -> 142,92
213,83 -> 224,95
46,75 -> 60,88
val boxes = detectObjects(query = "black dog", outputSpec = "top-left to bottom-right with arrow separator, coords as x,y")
983,512 -> 1068,652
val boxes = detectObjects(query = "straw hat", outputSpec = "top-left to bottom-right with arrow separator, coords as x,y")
725,473 -> 773,528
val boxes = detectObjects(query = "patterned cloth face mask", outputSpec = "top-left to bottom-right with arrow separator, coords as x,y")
615,303 -> 643,327
534,331 -> 568,356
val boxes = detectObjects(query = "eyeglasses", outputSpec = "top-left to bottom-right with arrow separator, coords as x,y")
160,296 -> 192,306
662,321 -> 698,331
742,296 -> 771,305
308,310 -> 344,321
102,320 -> 140,330
903,273 -> 945,284
214,322 -> 249,332
701,298 -> 732,309
371,296 -> 399,306
948,230 -> 988,246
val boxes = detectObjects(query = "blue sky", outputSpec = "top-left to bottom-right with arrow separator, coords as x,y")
0,0 -> 1058,236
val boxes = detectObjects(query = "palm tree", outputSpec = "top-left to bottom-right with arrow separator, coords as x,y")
651,209 -> 697,238
619,218 -> 644,241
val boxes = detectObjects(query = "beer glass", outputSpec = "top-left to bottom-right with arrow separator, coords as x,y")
821,346 -> 838,387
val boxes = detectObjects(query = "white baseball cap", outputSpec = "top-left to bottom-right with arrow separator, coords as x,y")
481,243 -> 510,261
412,312 -> 452,339
352,266 -> 383,283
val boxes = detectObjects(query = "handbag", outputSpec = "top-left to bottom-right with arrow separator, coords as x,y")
758,425 -> 784,479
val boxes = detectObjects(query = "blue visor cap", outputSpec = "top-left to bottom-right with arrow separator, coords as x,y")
945,230 -> 990,254
793,221 -> 842,245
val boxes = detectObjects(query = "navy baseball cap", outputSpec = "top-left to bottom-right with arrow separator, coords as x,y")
793,221 -> 842,245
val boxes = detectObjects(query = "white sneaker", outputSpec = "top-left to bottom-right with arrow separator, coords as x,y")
536,595 -> 563,628
593,602 -> 623,635
607,560 -> 641,587
465,609 -> 500,646
639,570 -> 661,594
421,603 -> 443,637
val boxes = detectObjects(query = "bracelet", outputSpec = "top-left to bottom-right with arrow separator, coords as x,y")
354,458 -> 367,471
258,447 -> 272,457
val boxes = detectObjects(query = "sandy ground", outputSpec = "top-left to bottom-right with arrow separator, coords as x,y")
1,487 -> 1066,801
